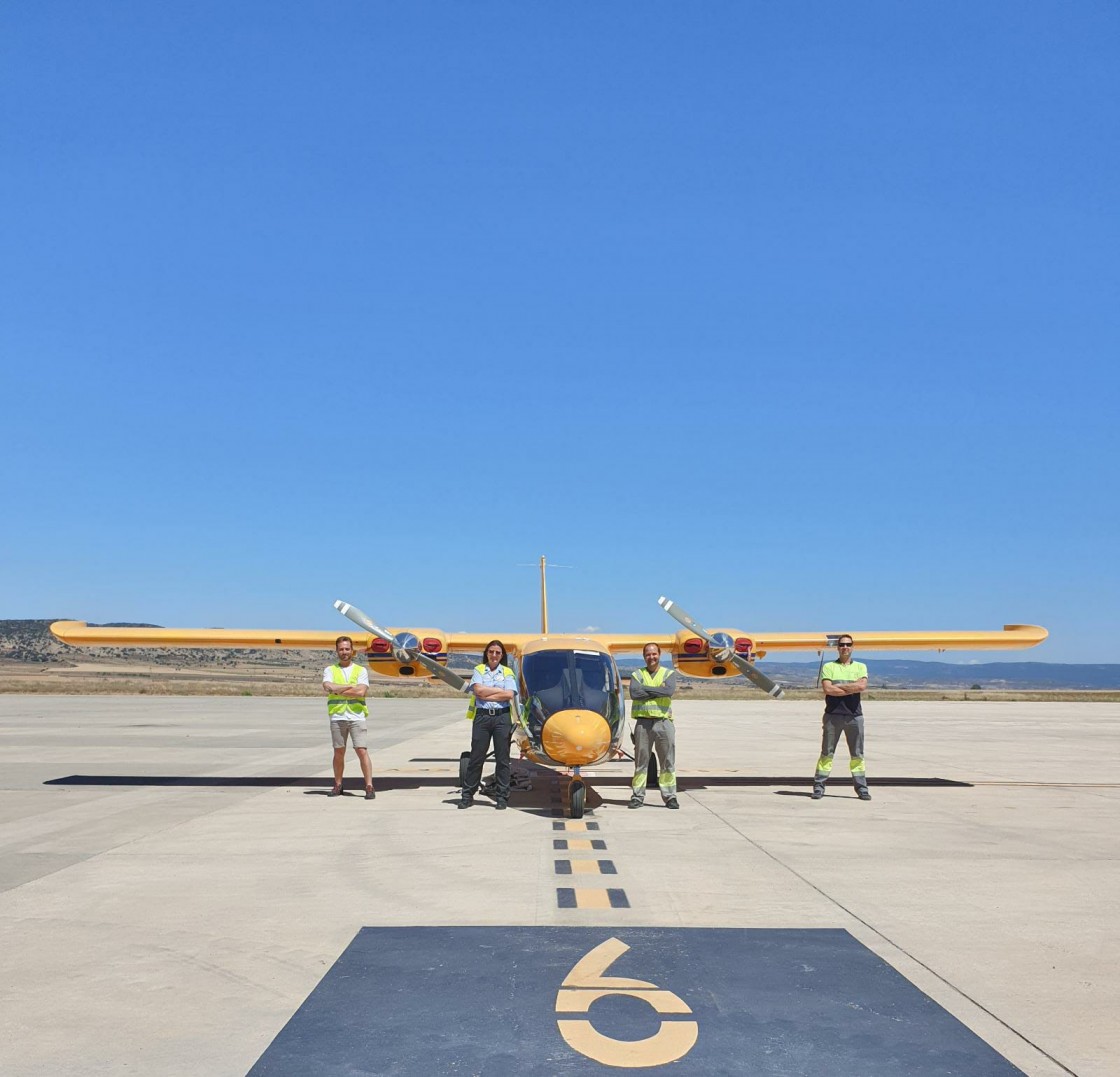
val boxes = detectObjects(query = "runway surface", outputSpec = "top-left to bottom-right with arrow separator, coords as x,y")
1,696 -> 1116,1075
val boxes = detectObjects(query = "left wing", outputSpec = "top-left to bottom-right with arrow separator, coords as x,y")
50,621 -> 345,649
48,616 -> 538,688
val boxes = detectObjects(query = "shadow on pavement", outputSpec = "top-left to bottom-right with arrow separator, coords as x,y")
45,774 -> 972,790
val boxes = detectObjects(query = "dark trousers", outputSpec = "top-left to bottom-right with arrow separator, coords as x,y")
462,710 -> 513,799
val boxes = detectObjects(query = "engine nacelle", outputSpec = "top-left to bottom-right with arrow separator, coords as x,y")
671,628 -> 758,678
363,629 -> 449,679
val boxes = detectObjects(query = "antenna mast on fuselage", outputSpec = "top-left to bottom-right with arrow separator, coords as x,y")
520,556 -> 571,635
539,555 -> 548,634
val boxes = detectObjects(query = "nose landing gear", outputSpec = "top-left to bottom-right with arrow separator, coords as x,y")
568,780 -> 586,819
568,768 -> 587,819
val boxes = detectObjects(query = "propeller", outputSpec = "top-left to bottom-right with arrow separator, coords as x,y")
658,596 -> 785,699
333,599 -> 469,693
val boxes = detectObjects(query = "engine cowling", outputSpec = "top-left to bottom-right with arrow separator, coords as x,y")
670,628 -> 759,678
363,630 -> 449,679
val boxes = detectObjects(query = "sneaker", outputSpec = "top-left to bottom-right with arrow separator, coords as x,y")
328,786 -> 343,798
857,788 -> 872,801
666,798 -> 680,810
628,797 -> 643,809
495,799 -> 508,810
365,788 -> 376,800
811,787 -> 824,800
457,797 -> 474,809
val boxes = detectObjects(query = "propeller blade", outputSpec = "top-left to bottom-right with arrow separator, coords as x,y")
404,649 -> 470,692
333,599 -> 469,693
724,652 -> 785,699
658,596 -> 784,699
657,596 -> 718,645
333,600 -> 393,642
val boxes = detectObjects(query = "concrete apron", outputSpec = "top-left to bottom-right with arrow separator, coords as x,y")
0,697 -> 1116,1075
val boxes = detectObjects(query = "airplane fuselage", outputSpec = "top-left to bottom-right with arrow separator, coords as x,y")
511,635 -> 625,770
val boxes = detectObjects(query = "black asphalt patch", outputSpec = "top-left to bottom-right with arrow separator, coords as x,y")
250,927 -> 1023,1076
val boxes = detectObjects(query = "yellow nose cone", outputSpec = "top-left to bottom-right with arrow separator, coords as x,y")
542,709 -> 612,766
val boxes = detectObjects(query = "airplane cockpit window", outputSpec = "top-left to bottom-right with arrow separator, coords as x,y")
522,649 -> 619,733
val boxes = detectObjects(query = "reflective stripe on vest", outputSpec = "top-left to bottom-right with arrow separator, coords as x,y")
327,664 -> 368,719
466,663 -> 515,720
632,666 -> 672,720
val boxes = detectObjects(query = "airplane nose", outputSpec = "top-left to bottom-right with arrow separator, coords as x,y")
542,709 -> 612,766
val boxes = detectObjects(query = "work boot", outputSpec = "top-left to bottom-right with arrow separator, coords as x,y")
812,786 -> 825,800
665,797 -> 680,810
328,786 -> 343,798
628,796 -> 643,809
457,796 -> 474,809
857,788 -> 872,801
365,787 -> 376,800
495,799 -> 508,810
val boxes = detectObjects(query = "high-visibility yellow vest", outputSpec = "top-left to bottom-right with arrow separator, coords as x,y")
631,666 -> 673,720
466,663 -> 516,720
327,663 -> 368,719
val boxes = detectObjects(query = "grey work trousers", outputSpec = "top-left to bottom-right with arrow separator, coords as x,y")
631,718 -> 677,801
814,713 -> 868,792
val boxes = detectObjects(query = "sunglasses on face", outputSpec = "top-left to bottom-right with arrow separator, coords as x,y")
837,642 -> 853,648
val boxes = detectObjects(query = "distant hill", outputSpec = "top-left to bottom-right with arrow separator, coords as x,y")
745,660 -> 1120,691
5,620 -> 1118,690
613,657 -> 1120,690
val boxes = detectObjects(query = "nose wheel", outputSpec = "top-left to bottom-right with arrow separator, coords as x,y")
568,778 -> 586,819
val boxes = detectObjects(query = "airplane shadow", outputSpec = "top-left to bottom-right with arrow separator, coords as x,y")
679,776 -> 972,789
45,775 -> 466,791
45,774 -> 972,791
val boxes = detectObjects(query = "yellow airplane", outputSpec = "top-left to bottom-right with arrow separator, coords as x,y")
50,559 -> 1047,817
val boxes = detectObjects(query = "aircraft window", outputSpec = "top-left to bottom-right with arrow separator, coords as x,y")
524,649 -> 615,717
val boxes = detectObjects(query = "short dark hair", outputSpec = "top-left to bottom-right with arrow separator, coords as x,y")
335,635 -> 354,648
643,642 -> 661,654
483,639 -> 508,666
837,634 -> 854,646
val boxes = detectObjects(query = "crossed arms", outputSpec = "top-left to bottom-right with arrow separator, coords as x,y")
822,677 -> 867,697
322,678 -> 368,698
629,670 -> 678,700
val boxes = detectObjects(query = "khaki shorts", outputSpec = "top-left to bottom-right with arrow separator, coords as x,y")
331,719 -> 368,749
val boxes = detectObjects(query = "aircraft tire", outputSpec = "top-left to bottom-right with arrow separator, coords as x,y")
569,780 -> 586,819
647,755 -> 659,787
458,751 -> 471,790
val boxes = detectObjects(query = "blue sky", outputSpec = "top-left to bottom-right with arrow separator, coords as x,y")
2,2 -> 1117,662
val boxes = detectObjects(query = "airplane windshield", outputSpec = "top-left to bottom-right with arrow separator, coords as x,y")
522,649 -> 617,721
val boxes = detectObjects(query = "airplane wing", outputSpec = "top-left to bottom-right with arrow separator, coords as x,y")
51,621 -> 1047,656
51,612 -> 1048,700
49,621 -> 344,649
49,617 -> 552,696
746,626 -> 1049,653
595,625 -> 1048,655
596,612 -> 1048,700
49,621 -> 540,655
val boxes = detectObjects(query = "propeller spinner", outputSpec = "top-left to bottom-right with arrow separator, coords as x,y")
658,596 -> 785,699
333,600 -> 469,693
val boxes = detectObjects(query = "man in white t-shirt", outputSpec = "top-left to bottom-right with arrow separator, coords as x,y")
322,635 -> 374,800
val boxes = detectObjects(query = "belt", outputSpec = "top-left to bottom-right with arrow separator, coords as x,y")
479,706 -> 510,716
